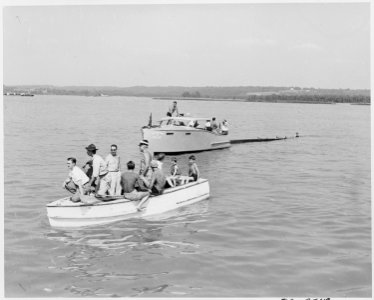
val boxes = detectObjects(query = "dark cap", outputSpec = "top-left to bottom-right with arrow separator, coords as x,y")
85,144 -> 98,151
157,153 -> 165,161
138,139 -> 149,146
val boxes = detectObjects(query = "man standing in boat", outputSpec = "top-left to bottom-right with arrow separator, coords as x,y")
105,144 -> 122,196
205,119 -> 212,131
138,139 -> 153,190
85,144 -> 112,196
167,101 -> 179,117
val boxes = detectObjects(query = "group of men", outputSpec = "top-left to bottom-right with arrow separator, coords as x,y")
205,117 -> 229,135
63,143 -> 122,202
167,101 -> 229,135
63,139 -> 200,208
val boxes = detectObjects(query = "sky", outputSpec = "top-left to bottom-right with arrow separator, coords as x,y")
3,2 -> 371,89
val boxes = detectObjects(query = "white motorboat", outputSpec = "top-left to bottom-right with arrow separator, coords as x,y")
141,116 -> 230,154
46,178 -> 210,228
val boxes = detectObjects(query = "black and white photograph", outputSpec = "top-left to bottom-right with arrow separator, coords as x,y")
3,0 -> 371,297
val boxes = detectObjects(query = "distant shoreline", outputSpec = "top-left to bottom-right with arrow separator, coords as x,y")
4,94 -> 370,105
153,97 -> 339,105
3,84 -> 370,104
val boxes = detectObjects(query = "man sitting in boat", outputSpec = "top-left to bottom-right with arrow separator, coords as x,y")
140,160 -> 166,195
188,119 -> 199,128
188,155 -> 200,182
211,117 -> 219,132
155,152 -> 166,169
62,157 -> 92,202
205,119 -> 212,131
85,144 -> 112,196
219,119 -> 229,135
82,159 -> 93,179
166,157 -> 181,187
120,160 -> 150,201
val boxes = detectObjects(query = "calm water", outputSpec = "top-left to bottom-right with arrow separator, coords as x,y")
4,95 -> 371,297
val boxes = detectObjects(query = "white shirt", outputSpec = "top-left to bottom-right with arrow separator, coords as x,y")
92,154 -> 108,177
221,122 -> 228,131
69,166 -> 89,186
156,161 -> 163,170
105,154 -> 121,172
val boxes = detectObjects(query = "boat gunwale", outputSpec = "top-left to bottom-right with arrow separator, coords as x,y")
47,179 -> 209,208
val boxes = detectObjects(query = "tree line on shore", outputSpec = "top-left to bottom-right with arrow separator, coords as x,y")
3,85 -> 370,103
244,93 -> 370,104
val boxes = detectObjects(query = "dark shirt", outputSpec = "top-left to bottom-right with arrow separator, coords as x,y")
121,171 -> 140,193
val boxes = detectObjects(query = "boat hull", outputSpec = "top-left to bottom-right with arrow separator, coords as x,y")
142,127 -> 230,154
47,179 -> 210,228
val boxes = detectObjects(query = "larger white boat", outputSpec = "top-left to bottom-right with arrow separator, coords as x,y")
46,179 -> 210,228
142,116 -> 230,154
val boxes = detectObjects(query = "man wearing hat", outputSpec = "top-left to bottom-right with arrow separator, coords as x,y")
138,139 -> 153,191
85,144 -> 111,196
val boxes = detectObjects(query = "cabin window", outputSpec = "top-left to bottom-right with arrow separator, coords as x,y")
166,132 -> 174,135
185,133 -> 191,135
